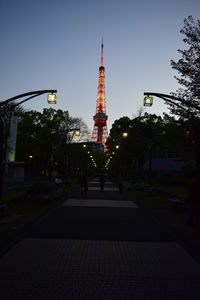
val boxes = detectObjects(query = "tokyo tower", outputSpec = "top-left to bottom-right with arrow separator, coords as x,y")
92,40 -> 108,146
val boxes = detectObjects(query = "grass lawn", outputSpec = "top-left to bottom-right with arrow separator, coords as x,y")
130,178 -> 187,210
130,181 -> 178,209
154,182 -> 187,196
132,188 -> 171,209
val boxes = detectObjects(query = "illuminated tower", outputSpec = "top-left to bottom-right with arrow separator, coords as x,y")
92,40 -> 108,146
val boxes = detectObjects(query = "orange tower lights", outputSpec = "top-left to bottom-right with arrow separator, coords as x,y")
92,40 -> 108,147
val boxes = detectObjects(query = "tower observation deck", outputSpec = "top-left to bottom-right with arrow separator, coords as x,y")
91,41 -> 108,146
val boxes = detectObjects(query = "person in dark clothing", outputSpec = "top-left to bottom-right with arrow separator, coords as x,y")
80,171 -> 88,196
99,172 -> 106,191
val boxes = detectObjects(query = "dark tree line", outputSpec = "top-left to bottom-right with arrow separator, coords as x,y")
106,113 -> 193,182
2,107 -> 90,179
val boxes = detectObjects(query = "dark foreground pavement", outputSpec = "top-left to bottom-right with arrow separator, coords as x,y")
0,179 -> 200,299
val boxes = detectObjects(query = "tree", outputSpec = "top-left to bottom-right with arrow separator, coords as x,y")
170,16 -> 200,118
106,115 -> 164,179
170,16 -> 200,179
106,113 -> 194,181
106,117 -> 131,150
16,108 -> 89,178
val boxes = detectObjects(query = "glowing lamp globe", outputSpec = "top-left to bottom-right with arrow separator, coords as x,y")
75,130 -> 80,137
144,96 -> 153,107
48,93 -> 57,104
122,132 -> 128,138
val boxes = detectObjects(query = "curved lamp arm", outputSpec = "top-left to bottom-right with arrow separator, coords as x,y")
0,89 -> 57,107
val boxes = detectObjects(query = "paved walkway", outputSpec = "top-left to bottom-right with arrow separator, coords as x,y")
0,179 -> 200,299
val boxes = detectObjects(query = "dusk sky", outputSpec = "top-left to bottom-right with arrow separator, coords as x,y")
1,0 -> 200,135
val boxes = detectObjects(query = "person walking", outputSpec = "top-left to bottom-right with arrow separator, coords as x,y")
80,170 -> 88,196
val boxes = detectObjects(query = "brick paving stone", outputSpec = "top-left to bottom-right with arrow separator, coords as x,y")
0,238 -> 200,299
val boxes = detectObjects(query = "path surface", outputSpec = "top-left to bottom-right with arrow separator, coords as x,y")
0,179 -> 200,299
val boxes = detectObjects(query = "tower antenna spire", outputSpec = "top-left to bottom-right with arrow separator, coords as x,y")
101,37 -> 104,67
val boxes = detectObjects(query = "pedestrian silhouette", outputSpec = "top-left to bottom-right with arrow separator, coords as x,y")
117,172 -> 124,194
80,170 -> 88,196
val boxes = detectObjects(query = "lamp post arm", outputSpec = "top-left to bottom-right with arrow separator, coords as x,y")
159,95 -> 195,118
144,92 -> 200,112
0,89 -> 57,107
1,94 -> 43,116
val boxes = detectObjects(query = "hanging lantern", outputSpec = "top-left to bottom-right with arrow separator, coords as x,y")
48,93 -> 57,104
144,96 -> 153,106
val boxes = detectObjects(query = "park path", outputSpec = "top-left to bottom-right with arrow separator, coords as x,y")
0,178 -> 200,299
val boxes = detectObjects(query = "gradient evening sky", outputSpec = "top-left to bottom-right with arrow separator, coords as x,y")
1,0 -> 200,135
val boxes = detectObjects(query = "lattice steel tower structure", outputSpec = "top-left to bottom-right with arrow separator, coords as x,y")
92,40 -> 108,146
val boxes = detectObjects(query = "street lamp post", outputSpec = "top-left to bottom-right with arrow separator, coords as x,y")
0,89 -> 57,208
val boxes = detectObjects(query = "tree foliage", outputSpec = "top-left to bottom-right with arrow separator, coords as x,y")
12,108 -> 89,177
106,113 -> 193,180
170,16 -> 200,118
